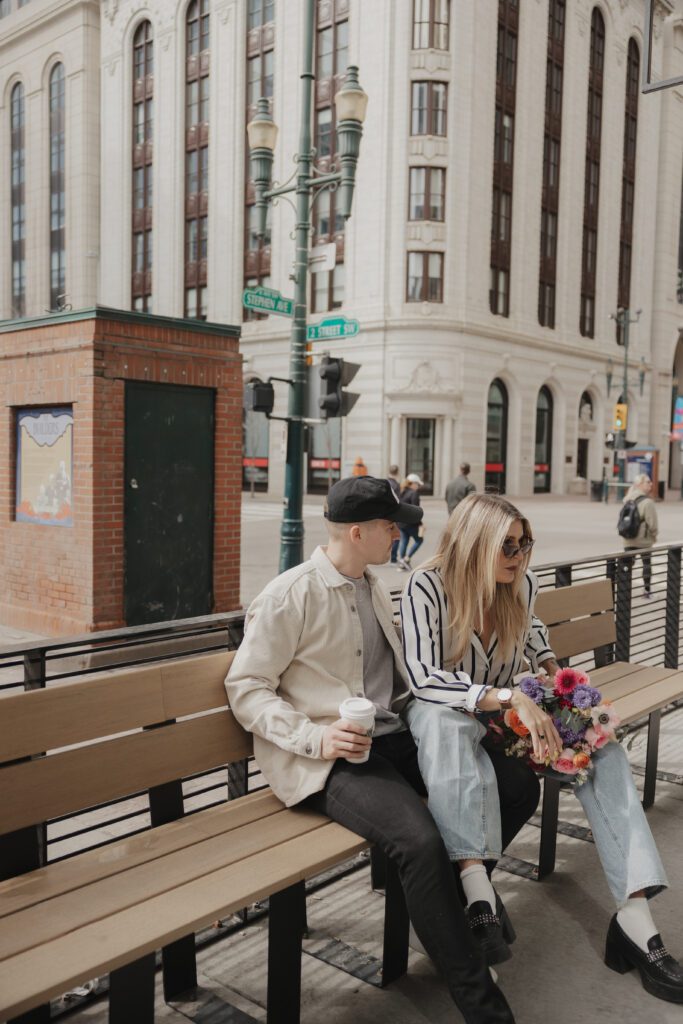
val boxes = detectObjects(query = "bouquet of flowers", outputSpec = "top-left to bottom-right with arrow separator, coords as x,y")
489,667 -> 620,785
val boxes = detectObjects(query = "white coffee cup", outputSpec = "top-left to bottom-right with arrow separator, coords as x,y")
338,697 -> 376,763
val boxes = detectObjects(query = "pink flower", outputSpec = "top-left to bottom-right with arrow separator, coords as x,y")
554,748 -> 581,775
553,668 -> 580,696
575,672 -> 590,687
585,726 -> 610,750
591,704 -> 620,733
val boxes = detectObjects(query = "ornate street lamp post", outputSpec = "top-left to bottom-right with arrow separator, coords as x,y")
608,307 -> 642,496
246,1 -> 367,573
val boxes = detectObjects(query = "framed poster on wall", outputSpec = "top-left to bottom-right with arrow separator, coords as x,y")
16,407 -> 73,526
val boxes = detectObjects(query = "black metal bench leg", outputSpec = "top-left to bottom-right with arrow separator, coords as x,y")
267,881 -> 305,1024
537,777 -> 561,880
380,855 -> 409,987
642,710 -> 661,810
370,846 -> 387,891
109,953 -> 156,1024
161,934 -> 198,1001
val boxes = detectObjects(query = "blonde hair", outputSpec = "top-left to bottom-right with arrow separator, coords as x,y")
624,474 -> 651,502
425,493 -> 533,664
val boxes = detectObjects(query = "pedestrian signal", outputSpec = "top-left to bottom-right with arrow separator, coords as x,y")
613,403 -> 628,431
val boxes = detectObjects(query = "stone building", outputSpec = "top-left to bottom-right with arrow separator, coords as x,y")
2,0 -> 683,498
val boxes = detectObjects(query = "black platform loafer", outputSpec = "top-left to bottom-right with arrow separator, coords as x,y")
495,891 -> 516,945
467,900 -> 512,966
605,914 -> 683,1004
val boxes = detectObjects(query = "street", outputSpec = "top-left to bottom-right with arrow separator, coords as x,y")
240,490 -> 683,606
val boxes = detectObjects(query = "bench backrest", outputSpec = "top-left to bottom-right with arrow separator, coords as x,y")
0,650 -> 242,837
534,579 -> 615,661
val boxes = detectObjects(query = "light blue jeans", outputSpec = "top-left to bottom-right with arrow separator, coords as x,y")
407,701 -> 668,906
406,701 -> 502,860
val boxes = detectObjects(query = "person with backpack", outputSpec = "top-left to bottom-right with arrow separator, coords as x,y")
618,474 -> 658,598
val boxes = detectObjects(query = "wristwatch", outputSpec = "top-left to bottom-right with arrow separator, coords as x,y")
497,687 -> 514,710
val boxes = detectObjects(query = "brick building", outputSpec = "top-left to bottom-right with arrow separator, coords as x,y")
0,308 -> 242,635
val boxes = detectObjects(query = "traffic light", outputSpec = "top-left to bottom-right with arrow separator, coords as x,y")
614,403 -> 628,431
605,431 -> 615,449
318,356 -> 360,419
243,380 -> 275,415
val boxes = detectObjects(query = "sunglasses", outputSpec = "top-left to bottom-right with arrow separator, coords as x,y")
501,538 -> 534,558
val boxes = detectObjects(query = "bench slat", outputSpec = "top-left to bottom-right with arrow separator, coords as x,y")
0,790 -> 283,920
611,672 -> 683,725
589,662 -> 644,685
547,611 -> 616,660
0,806 -> 329,962
0,711 -> 252,836
0,822 -> 368,1020
599,666 -> 681,704
535,579 -> 613,626
0,663 -> 166,763
0,652 -> 238,764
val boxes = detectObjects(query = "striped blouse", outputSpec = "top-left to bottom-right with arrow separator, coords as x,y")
400,567 -> 555,712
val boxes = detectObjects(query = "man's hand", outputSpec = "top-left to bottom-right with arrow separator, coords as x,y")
322,719 -> 372,761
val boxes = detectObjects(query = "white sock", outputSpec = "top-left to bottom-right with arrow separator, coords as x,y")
617,897 -> 658,952
460,864 -> 496,913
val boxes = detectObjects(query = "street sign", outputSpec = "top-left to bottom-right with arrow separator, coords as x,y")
242,286 -> 294,317
306,315 -> 360,342
308,242 -> 336,274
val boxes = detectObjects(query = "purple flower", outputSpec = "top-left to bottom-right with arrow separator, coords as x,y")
557,721 -> 584,746
571,686 -> 595,710
519,677 -> 545,704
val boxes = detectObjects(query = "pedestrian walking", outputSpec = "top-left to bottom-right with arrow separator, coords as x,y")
617,473 -> 658,598
397,473 -> 424,570
445,462 -> 476,515
352,456 -> 368,477
387,465 -> 401,563
226,476 -> 516,1023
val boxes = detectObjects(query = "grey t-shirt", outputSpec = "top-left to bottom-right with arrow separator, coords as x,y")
344,573 -> 405,736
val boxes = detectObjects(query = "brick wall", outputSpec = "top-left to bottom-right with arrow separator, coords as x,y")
0,309 -> 242,636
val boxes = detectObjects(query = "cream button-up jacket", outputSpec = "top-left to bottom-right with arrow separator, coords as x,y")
225,546 -> 412,807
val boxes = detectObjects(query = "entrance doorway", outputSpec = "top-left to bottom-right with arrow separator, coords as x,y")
534,386 -> 553,493
485,379 -> 508,493
124,382 -> 214,625
405,418 -> 435,495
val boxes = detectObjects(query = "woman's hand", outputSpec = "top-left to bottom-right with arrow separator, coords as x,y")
509,690 -> 562,761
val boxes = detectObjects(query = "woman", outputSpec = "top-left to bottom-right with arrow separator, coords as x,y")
401,493 -> 683,1002
397,473 -> 424,570
621,474 -> 658,598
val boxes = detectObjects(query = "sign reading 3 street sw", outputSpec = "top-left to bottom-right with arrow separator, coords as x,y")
242,286 -> 294,317
306,315 -> 360,342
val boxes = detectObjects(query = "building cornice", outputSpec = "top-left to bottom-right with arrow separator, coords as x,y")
0,306 -> 241,339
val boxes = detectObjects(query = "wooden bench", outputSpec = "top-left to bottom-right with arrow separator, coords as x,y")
0,651 -> 409,1024
533,578 -> 683,878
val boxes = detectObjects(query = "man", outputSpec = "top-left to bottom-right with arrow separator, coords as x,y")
445,462 -> 476,515
226,476 -> 516,1024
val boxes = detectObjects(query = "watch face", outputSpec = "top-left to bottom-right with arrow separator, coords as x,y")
498,688 -> 512,704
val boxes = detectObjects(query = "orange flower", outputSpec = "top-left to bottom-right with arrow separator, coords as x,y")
573,751 -> 590,770
503,708 -> 530,737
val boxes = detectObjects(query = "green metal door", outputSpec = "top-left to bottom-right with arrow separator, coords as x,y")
125,382 -> 214,625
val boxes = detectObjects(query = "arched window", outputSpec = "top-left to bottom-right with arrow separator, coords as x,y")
617,39 -> 639,341
485,379 -> 508,493
10,82 -> 26,318
538,0 -> 565,328
534,386 -> 553,493
132,21 -> 153,312
184,0 -> 210,320
49,63 -> 66,311
490,0 -> 518,317
579,8 -> 605,338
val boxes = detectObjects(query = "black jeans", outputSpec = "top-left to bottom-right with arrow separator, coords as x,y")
305,730 -> 516,1024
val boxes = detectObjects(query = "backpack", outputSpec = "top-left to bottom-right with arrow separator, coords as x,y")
617,495 -> 646,539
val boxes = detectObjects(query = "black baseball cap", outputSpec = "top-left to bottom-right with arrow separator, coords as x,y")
325,476 -> 423,525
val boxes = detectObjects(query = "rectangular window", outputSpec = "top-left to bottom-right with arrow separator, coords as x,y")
412,0 -> 449,50
407,251 -> 443,302
317,107 -> 333,157
408,167 -> 445,221
405,418 -> 435,495
411,81 -> 447,136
